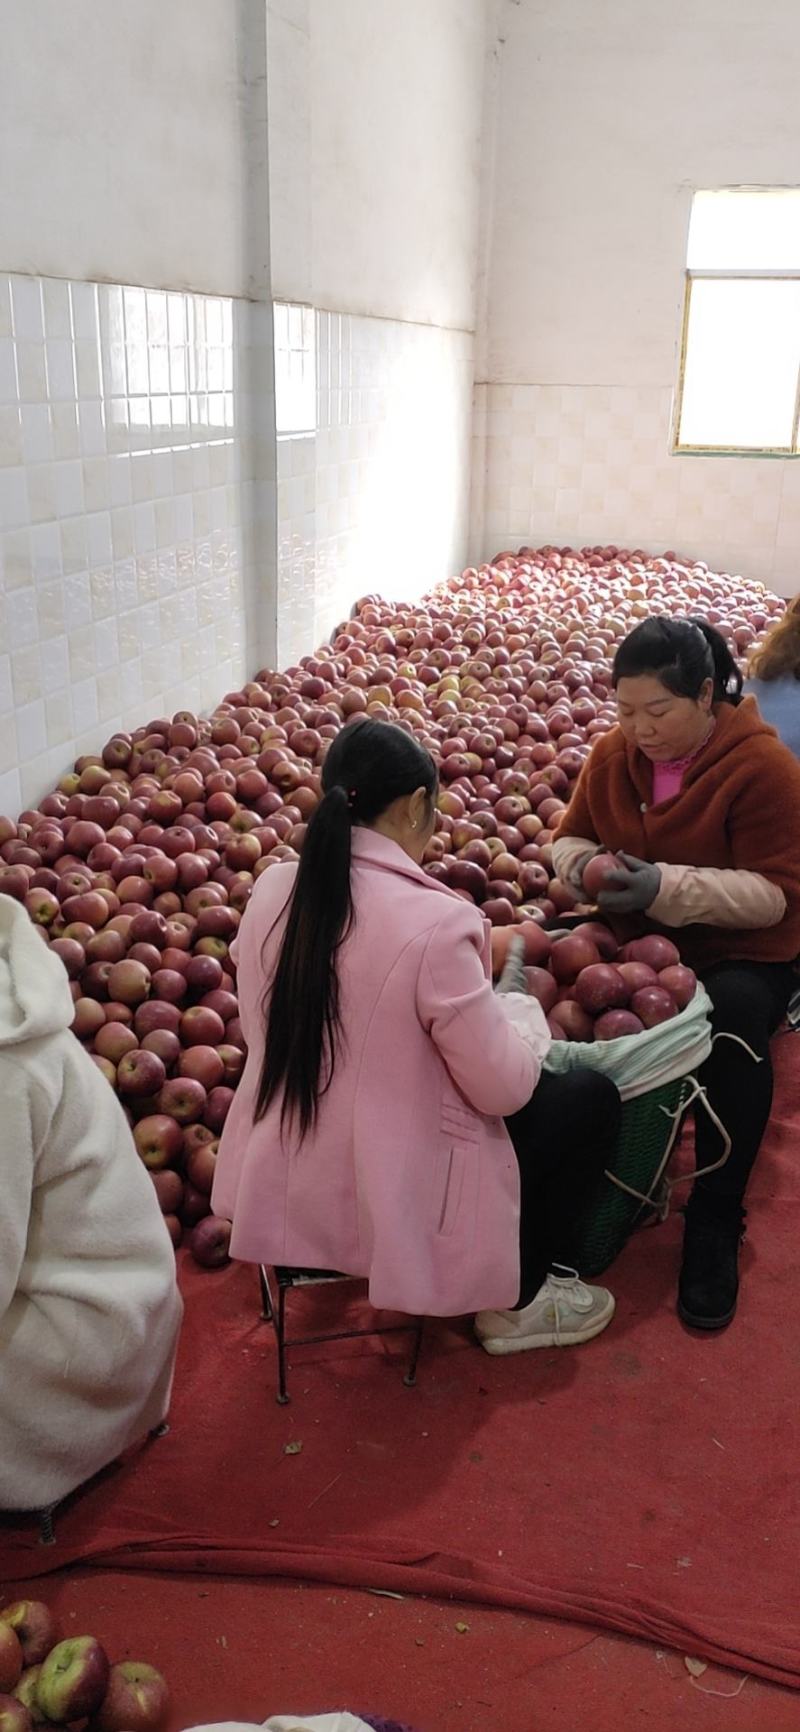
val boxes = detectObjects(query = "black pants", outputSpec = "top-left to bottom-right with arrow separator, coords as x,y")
693,959 -> 796,1209
505,1069 -> 622,1306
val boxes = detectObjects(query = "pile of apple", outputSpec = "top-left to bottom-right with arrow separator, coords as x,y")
0,1600 -> 168,1732
492,918 -> 696,1040
0,545 -> 781,1230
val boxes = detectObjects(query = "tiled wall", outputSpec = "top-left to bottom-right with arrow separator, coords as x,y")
0,273 -> 274,812
473,383 -> 800,596
275,307 -> 474,666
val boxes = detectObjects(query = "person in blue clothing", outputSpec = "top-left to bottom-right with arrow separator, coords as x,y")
745,597 -> 800,758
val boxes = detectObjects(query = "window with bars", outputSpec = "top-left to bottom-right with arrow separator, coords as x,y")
674,188 -> 800,456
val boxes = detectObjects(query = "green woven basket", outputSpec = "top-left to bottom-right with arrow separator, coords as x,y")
572,1074 -> 694,1278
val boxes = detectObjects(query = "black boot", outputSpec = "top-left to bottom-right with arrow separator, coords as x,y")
677,1194 -> 746,1330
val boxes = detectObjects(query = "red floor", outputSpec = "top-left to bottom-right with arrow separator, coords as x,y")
9,1566 -> 800,1731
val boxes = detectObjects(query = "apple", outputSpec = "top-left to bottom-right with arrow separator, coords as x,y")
92,1055 -> 117,1086
72,998 -> 106,1040
0,1692 -> 33,1732
116,1050 -> 167,1098
0,1631 -> 21,1694
189,1215 -> 232,1267
49,937 -> 85,978
178,1045 -> 225,1089
94,1022 -> 139,1063
180,1006 -> 226,1048
180,1182 -> 211,1226
157,1077 -> 207,1124
203,1085 -> 234,1132
141,1028 -> 181,1066
151,969 -> 188,1004
24,889 -> 60,927
107,960 -> 151,1006
134,1001 -> 181,1040
126,910 -> 168,949
185,1139 -> 218,1195
12,1670 -> 48,1727
0,1608 -> 56,1671
183,954 -> 223,994
217,1043 -> 245,1085
36,1638 -> 110,1723
133,1114 -> 184,1170
151,1170 -> 184,1213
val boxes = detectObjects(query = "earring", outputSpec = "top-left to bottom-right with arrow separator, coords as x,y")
411,819 -> 417,830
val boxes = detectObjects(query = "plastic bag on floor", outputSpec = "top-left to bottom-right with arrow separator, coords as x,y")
183,1716 -> 381,1732
544,985 -> 714,1101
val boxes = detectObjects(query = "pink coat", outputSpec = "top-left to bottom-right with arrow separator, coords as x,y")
212,829 -> 546,1316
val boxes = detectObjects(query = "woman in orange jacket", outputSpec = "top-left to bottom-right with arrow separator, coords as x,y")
554,616 -> 800,1332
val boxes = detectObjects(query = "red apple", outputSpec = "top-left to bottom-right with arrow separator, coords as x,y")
134,1000 -> 181,1039
133,1115 -> 184,1170
107,960 -> 151,1006
0,1607 -> 56,1671
157,1077 -> 207,1124
203,1085 -> 234,1132
151,1170 -> 184,1213
190,1215 -> 232,1267
151,969 -> 188,1004
94,1022 -> 139,1063
0,1632 -> 21,1695
180,1006 -> 226,1047
127,910 -> 168,949
180,1182 -> 211,1226
49,937 -> 86,978
183,954 -> 224,994
218,1043 -> 245,1084
0,1693 -> 33,1732
178,1045 -> 225,1089
141,1028 -> 181,1066
72,997 -> 106,1040
185,1139 -> 218,1195
36,1638 -> 110,1723
116,1049 -> 166,1098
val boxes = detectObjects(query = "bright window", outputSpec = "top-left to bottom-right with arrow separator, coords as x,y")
674,189 -> 800,455
273,302 -> 316,436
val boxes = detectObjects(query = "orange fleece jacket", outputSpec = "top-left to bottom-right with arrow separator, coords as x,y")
556,697 -> 800,971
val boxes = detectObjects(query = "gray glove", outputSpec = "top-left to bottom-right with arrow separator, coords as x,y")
495,934 -> 527,995
597,853 -> 662,915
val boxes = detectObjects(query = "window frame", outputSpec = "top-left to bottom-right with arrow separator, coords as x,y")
673,265 -> 800,459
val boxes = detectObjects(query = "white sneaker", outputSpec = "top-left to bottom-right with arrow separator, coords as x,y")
475,1267 -> 615,1355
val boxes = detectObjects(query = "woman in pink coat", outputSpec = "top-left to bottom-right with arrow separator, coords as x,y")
212,720 -> 620,1354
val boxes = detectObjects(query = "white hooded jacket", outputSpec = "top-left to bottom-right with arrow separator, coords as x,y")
0,894 -> 182,1511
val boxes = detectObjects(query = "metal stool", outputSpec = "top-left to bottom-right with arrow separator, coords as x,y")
258,1264 -> 424,1404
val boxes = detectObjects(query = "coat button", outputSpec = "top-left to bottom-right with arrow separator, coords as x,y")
640,802 -> 647,813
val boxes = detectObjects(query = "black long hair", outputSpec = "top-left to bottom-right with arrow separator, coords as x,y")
612,616 -> 743,706
255,719 -> 438,1139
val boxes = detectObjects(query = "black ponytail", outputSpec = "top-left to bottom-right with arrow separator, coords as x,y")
612,615 -> 743,706
255,719 -> 437,1139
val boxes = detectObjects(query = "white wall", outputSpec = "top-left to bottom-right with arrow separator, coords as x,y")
268,0 -> 488,328
0,1 -> 277,813
0,0 -> 269,301
267,0 -> 487,657
475,0 -> 800,593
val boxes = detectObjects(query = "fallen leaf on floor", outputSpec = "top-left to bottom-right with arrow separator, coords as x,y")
455,1622 -> 470,1635
284,1440 -> 303,1455
684,1657 -> 707,1677
269,1518 -> 280,1527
